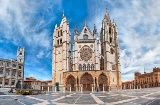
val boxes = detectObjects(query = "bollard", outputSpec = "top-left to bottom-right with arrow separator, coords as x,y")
70,86 -> 71,92
48,86 -> 49,92
55,86 -> 57,92
103,86 -> 105,92
63,86 -> 65,93
81,86 -> 83,93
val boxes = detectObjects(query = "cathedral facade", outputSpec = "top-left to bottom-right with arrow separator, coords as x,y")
52,11 -> 121,91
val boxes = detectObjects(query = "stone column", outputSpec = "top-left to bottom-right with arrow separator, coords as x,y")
96,77 -> 99,91
42,86 -> 43,90
93,77 -> 95,91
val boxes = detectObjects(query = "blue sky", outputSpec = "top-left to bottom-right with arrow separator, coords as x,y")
0,0 -> 160,81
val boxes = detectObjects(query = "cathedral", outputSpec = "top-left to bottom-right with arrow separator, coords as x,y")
52,11 -> 121,91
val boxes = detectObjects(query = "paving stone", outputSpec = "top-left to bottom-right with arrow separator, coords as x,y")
1,87 -> 160,104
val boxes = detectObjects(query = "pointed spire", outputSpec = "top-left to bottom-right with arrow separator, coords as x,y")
74,26 -> 78,35
55,24 -> 57,28
93,24 -> 97,33
104,9 -> 110,22
84,20 -> 86,26
62,10 -> 65,18
144,67 -> 146,74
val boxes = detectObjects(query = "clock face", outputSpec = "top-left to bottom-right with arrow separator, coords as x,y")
80,45 -> 92,61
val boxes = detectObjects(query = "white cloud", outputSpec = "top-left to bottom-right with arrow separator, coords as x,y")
37,50 -> 44,58
87,0 -> 160,81
0,0 -> 62,80
0,0 -> 61,49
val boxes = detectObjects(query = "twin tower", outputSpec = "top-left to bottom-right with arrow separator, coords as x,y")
52,11 -> 121,91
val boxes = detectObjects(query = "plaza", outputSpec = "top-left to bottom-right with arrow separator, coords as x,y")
0,87 -> 160,105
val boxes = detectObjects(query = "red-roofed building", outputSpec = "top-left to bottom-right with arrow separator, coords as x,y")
23,77 -> 52,91
122,81 -> 134,89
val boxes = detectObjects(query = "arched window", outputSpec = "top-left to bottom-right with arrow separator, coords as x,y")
110,48 -> 114,54
91,64 -> 94,70
87,64 -> 90,70
83,35 -> 88,39
109,27 -> 111,34
79,64 -> 82,70
83,64 -> 86,70
110,37 -> 112,43
58,31 -> 59,37
60,38 -> 62,45
60,30 -> 62,36
84,28 -> 87,33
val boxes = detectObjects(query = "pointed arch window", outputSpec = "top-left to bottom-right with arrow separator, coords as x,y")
60,38 -> 62,45
110,37 -> 112,43
109,27 -> 111,34
87,64 -> 90,70
79,64 -> 82,70
83,64 -> 86,70
84,28 -> 87,33
110,48 -> 114,54
83,34 -> 88,39
91,64 -> 94,70
60,30 -> 62,36
58,31 -> 60,37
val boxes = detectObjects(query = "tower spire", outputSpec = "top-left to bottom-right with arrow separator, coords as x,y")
62,10 -> 64,18
144,67 -> 146,74
84,20 -> 86,26
104,9 -> 110,22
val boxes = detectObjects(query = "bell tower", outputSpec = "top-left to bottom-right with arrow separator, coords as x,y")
100,10 -> 121,89
17,48 -> 25,64
52,13 -> 71,90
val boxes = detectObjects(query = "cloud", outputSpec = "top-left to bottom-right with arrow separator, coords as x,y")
0,0 -> 62,79
87,0 -> 160,81
37,50 -> 44,58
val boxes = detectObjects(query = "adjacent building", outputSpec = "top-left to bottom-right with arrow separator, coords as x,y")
52,10 -> 121,91
134,67 -> 160,88
23,77 -> 52,91
122,81 -> 134,89
0,48 -> 25,88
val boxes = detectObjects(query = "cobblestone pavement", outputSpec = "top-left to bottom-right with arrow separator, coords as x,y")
0,87 -> 160,105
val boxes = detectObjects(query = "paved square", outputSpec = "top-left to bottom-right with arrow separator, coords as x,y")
0,87 -> 160,105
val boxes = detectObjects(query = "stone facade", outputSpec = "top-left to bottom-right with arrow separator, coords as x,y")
134,67 -> 160,88
0,48 -> 25,88
52,11 -> 121,91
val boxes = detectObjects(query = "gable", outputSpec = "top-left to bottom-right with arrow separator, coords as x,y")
78,25 -> 94,40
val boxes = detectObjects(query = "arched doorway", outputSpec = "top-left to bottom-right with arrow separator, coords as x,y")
66,75 -> 76,91
98,73 -> 108,91
80,72 -> 93,91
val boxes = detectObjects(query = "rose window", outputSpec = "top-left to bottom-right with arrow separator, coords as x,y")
80,45 -> 92,61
